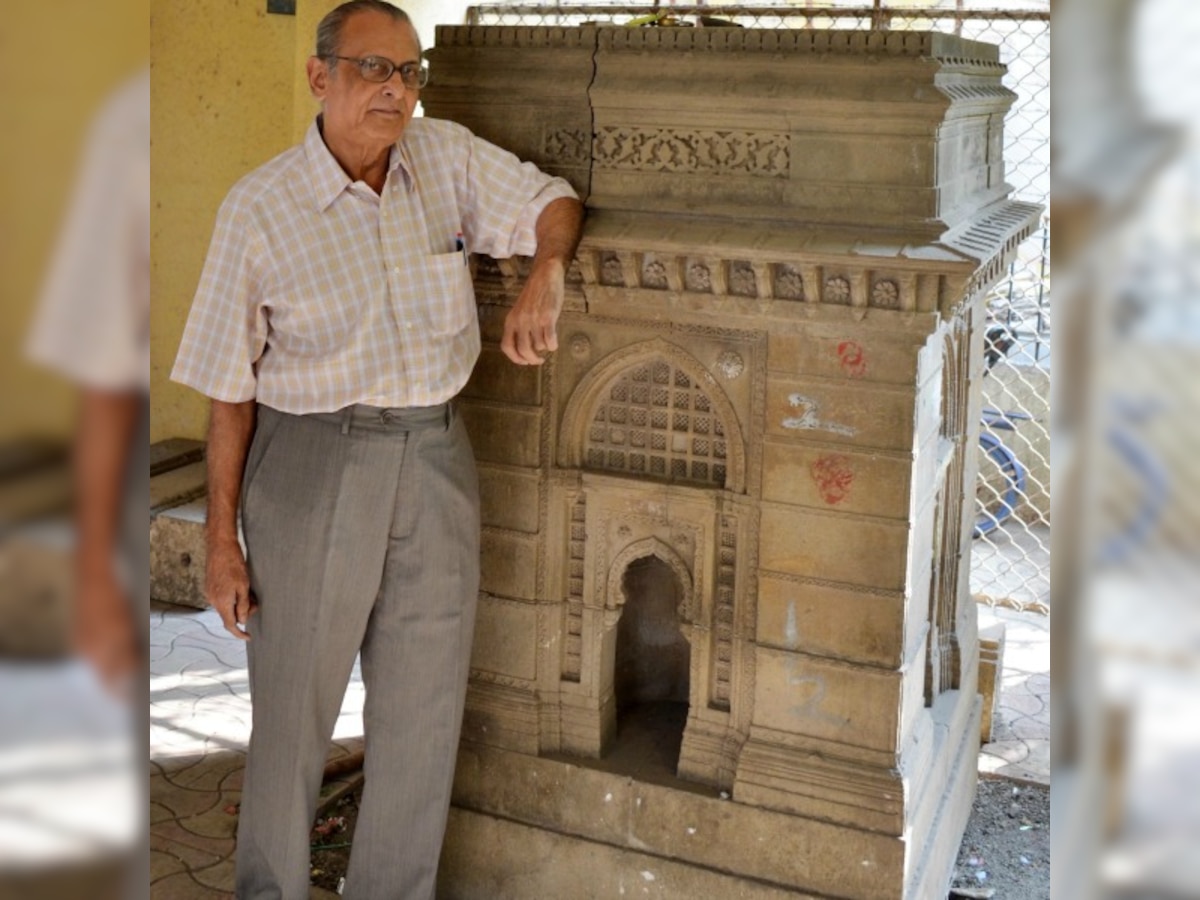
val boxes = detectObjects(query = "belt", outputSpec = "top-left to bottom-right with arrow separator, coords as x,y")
294,402 -> 453,435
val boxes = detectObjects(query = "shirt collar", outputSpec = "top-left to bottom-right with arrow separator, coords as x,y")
304,117 -> 415,211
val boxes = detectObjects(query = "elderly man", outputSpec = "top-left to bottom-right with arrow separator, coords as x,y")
171,2 -> 583,897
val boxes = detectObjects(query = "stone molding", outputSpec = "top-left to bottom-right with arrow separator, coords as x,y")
435,25 -> 1002,67
434,24 -> 596,49
598,27 -> 999,63
542,127 -> 590,166
593,126 -> 790,178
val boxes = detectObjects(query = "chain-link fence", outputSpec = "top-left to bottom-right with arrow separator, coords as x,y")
467,1 -> 1052,615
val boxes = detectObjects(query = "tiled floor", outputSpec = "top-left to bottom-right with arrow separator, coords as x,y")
978,604 -> 1051,784
150,601 -> 362,899
146,599 -> 1051,899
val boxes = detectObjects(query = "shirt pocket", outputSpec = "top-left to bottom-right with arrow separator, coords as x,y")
418,251 -> 476,337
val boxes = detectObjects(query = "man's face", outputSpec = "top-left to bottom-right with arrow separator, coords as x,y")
308,10 -> 421,151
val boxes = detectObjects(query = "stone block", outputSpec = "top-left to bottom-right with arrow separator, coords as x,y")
459,401 -> 541,468
732,732 -> 905,833
761,438 -> 911,519
462,346 -> 542,406
461,680 -> 540,756
441,808 -> 806,900
0,526 -> 72,657
149,501 -> 208,610
470,595 -> 539,681
765,376 -> 915,452
150,438 -> 204,476
150,461 -> 206,513
756,573 -> 904,668
750,646 -> 902,752
478,466 -> 541,534
479,529 -> 539,600
978,622 -> 1006,744
768,329 -> 922,386
446,741 -> 905,900
759,505 -> 909,592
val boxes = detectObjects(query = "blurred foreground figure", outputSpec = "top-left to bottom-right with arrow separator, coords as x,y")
26,68 -> 150,695
1054,0 -> 1200,898
5,67 -> 149,900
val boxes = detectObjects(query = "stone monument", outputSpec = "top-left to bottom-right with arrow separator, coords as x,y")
422,25 -> 1041,899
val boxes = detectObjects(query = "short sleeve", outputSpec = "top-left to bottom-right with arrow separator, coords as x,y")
169,194 -> 269,402
459,132 -> 579,259
26,71 -> 149,391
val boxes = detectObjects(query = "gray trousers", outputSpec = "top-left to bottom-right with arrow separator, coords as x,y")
234,402 -> 480,900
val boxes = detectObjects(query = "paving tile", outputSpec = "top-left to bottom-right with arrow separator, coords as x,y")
996,688 -> 1045,719
151,801 -> 176,825
150,871 -> 230,900
150,818 -> 236,860
191,859 -> 236,893
161,751 -> 246,792
980,739 -> 1030,766
150,831 -> 224,871
1006,714 -> 1051,741
151,775 -> 223,820
151,848 -> 188,883
178,794 -> 242,841
219,766 -> 244,793
1024,672 -> 1050,693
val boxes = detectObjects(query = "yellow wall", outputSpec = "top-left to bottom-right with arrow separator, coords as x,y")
151,0 -> 471,441
0,1 -> 148,442
150,0 -> 296,441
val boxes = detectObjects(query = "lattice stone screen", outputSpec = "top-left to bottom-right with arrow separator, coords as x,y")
585,358 -> 730,487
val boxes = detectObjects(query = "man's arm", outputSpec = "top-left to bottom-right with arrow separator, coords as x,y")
501,196 -> 584,366
72,388 -> 142,688
206,398 -> 258,640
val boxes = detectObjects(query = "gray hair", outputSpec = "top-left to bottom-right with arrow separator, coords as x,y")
315,1 -> 417,60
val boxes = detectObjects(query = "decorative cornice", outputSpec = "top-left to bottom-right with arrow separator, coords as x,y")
593,126 -> 789,178
434,24 -> 596,49
436,23 -> 1004,67
938,83 -> 1018,102
599,27 -> 995,62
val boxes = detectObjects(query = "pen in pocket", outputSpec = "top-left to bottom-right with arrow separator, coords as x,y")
455,231 -> 466,265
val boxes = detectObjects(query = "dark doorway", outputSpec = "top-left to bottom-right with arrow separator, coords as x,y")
609,555 -> 690,781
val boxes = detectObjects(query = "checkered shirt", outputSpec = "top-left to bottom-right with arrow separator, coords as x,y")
171,117 -> 577,412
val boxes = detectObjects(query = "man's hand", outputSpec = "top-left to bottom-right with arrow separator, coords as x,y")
206,538 -> 256,640
501,258 -> 565,365
500,196 -> 583,366
73,565 -> 140,694
205,398 -> 257,640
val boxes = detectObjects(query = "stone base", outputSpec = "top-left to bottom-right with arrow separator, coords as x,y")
440,701 -> 981,900
978,623 -> 1006,744
439,808 -> 817,900
149,500 -> 208,609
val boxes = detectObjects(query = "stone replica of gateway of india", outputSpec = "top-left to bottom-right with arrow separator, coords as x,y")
419,24 -> 1041,899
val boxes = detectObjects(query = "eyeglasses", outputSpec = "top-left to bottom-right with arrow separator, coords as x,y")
328,55 -> 429,89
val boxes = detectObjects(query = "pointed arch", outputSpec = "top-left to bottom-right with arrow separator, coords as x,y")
559,338 -> 746,493
605,537 -> 695,624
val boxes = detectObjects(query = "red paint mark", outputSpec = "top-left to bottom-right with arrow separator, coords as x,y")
837,340 -> 867,378
810,455 -> 854,505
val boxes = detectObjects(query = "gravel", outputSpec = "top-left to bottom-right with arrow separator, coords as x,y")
951,777 -> 1051,899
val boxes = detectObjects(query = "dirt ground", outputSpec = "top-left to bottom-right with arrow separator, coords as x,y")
951,777 -> 1051,899
310,775 -> 1051,897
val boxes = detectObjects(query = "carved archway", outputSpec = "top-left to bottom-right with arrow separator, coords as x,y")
604,537 -> 695,626
559,338 -> 747,494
